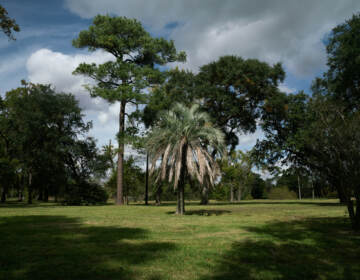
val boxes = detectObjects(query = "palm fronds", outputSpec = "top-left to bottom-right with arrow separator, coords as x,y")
146,102 -> 225,190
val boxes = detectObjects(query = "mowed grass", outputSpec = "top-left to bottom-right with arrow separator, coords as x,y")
0,199 -> 359,280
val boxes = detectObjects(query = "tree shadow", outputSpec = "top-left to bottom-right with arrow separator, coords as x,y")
135,200 -> 343,207
165,209 -> 231,216
207,200 -> 343,207
201,217 -> 360,280
234,201 -> 343,207
0,201 -> 62,208
0,201 -> 115,208
0,215 -> 176,280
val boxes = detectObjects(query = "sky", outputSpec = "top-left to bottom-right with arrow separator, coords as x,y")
1,0 -> 360,161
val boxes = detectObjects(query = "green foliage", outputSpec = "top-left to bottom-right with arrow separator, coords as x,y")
142,68 -> 196,128
105,156 -> 145,201
64,181 -> 108,205
312,13 -> 360,109
219,150 -> 254,201
144,56 -> 285,152
197,55 -> 285,150
250,174 -> 267,199
0,4 -> 19,40
267,187 -> 297,200
0,82 -> 107,204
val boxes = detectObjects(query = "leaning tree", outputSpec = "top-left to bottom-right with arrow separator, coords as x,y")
146,103 -> 225,215
73,15 -> 185,205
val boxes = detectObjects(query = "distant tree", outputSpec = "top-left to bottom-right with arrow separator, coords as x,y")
220,150 -> 254,202
0,5 -> 20,40
73,15 -> 185,205
146,103 -> 225,215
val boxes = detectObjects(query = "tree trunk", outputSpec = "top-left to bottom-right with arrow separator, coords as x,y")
200,185 -> 209,205
28,172 -> 33,204
230,185 -> 234,202
145,153 -> 149,205
44,187 -> 49,202
155,185 -> 162,206
237,186 -> 242,201
298,175 -> 302,200
116,100 -> 126,205
18,189 -> 23,202
353,190 -> 360,231
346,198 -> 357,230
38,187 -> 43,201
176,183 -> 185,215
176,144 -> 187,215
1,187 -> 6,203
338,189 -> 347,204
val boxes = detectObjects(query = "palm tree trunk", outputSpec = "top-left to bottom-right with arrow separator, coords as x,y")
200,185 -> 209,205
176,144 -> 187,215
116,100 -> 126,205
155,185 -> 162,205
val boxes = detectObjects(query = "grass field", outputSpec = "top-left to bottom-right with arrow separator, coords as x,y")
0,199 -> 359,280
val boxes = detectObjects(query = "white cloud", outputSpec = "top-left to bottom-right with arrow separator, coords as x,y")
25,48 -> 146,149
237,128 -> 264,152
65,0 -> 360,78
26,48 -> 114,111
278,83 -> 296,94
25,48 -> 121,147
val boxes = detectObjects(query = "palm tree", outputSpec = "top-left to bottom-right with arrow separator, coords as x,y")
146,103 -> 225,215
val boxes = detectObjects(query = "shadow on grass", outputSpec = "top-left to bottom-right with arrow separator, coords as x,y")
0,201 -> 116,208
202,217 -> 360,280
165,209 -> 231,216
130,200 -> 343,208
233,201 -> 343,207
0,215 -> 176,280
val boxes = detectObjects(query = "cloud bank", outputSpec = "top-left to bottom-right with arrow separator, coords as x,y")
65,0 -> 360,77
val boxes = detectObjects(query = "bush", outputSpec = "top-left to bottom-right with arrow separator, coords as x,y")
267,187 -> 297,200
64,181 -> 108,205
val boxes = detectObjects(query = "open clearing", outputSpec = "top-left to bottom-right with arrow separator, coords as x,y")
0,199 -> 359,280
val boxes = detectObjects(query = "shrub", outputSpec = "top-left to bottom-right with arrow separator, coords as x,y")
267,187 -> 297,200
64,181 -> 108,205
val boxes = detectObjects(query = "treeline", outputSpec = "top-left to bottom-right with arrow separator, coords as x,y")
0,7 -> 359,227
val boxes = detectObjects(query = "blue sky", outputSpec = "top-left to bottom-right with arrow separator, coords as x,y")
1,0 -> 360,160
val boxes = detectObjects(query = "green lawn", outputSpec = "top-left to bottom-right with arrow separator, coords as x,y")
0,199 -> 359,280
